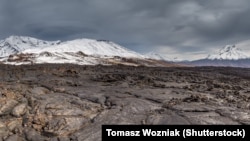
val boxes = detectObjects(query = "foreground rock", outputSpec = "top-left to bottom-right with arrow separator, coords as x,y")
0,64 -> 249,140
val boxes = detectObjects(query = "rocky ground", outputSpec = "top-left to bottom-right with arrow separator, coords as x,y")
0,64 -> 250,141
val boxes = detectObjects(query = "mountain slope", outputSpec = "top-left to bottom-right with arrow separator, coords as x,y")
0,36 -> 60,57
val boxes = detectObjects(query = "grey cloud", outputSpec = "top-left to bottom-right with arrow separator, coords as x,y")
0,0 -> 250,58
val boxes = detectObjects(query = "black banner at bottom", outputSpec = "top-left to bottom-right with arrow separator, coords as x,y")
102,125 -> 250,141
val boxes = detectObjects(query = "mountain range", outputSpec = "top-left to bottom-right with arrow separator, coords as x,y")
0,36 -> 249,67
0,36 -> 176,67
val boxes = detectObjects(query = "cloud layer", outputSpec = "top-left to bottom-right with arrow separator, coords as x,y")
1,0 -> 250,59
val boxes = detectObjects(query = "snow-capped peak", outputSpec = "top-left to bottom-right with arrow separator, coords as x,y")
207,45 -> 249,60
0,35 -> 60,57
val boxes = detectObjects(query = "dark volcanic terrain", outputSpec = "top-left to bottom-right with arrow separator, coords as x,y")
0,64 -> 250,141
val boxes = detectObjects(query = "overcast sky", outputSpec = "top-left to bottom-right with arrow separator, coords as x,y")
1,0 -> 250,60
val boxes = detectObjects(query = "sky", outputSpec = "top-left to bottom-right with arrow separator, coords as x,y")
1,0 -> 250,60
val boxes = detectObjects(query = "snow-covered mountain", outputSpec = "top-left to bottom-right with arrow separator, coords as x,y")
145,52 -> 183,62
207,45 -> 249,60
184,45 -> 250,68
0,36 -> 177,67
0,36 -> 60,57
145,52 -> 170,61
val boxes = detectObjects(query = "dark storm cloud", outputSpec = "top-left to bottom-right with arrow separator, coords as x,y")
1,0 -> 250,58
